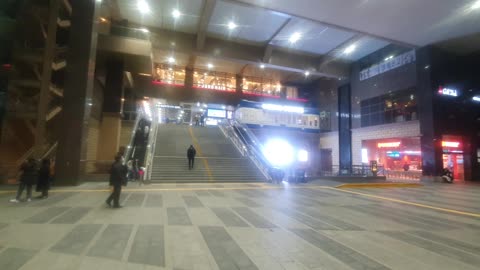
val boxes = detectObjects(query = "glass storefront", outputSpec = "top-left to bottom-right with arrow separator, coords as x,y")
242,76 -> 281,97
441,135 -> 464,180
193,69 -> 235,91
153,64 -> 185,85
362,137 -> 422,172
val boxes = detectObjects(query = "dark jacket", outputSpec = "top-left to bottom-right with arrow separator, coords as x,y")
187,147 -> 196,159
36,166 -> 51,190
109,161 -> 128,186
19,161 -> 37,185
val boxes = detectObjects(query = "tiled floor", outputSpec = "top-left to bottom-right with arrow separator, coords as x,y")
1,181 -> 479,270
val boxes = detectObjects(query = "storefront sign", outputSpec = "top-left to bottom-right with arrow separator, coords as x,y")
442,141 -> 460,148
438,87 -> 458,97
261,103 -> 304,114
377,142 -> 401,148
156,104 -> 181,109
359,50 -> 416,81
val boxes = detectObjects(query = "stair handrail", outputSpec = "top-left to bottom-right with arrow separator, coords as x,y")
123,106 -> 143,162
144,115 -> 158,181
224,120 -> 272,181
218,122 -> 247,157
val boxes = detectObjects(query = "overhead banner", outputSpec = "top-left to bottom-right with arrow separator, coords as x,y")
359,50 -> 416,81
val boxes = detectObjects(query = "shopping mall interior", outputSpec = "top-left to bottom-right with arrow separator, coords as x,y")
0,1 -> 480,270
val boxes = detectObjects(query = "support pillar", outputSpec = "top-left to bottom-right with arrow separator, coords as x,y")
338,84 -> 352,174
56,0 -> 99,185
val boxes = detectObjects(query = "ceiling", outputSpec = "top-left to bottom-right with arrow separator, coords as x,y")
234,0 -> 480,49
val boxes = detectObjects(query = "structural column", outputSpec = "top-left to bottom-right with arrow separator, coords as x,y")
338,84 -> 352,173
96,59 -> 124,161
56,0 -> 99,185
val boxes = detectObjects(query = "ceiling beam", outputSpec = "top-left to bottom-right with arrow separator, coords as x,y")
197,0 -> 217,50
263,17 -> 291,63
317,33 -> 364,71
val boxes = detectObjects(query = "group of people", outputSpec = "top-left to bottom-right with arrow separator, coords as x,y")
9,158 -> 53,203
194,114 -> 206,126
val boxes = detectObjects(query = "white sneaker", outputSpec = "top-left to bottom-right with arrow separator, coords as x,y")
9,199 -> 20,203
26,198 -> 32,202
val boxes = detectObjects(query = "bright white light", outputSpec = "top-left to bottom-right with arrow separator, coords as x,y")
260,64 -> 265,69
196,102 -> 200,107
298,150 -> 308,162
137,0 -> 151,14
172,9 -> 181,18
263,139 -> 294,166
344,44 -> 356,54
143,100 -> 152,118
167,57 -> 175,64
227,21 -> 237,30
384,55 -> 394,61
207,63 -> 213,69
361,148 -> 368,163
289,32 -> 301,43
471,1 -> 480,10
473,96 -> 480,102
262,103 -> 304,114
304,71 -> 310,77
139,28 -> 149,33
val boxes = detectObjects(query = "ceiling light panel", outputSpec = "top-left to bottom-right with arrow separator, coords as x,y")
270,18 -> 356,55
117,0 -> 203,34
207,0 -> 291,44
336,36 -> 389,62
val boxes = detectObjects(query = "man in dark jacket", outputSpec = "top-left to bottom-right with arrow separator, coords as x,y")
187,145 -> 196,169
106,154 -> 127,208
10,158 -> 37,203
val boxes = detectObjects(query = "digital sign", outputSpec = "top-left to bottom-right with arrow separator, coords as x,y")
442,141 -> 460,148
377,142 -> 401,148
438,87 -> 458,97
207,109 -> 226,118
261,103 -> 304,113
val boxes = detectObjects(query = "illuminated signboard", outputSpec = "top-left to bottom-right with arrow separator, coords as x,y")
261,103 -> 304,114
442,141 -> 460,148
207,109 -> 226,118
386,151 -> 400,158
377,142 -> 401,148
438,87 -> 458,97
156,104 -> 181,109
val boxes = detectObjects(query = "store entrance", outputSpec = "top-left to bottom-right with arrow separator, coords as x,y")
442,135 -> 464,181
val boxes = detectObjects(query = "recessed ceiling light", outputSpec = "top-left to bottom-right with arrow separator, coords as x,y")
384,55 -> 394,61
227,21 -> 237,30
425,65 -> 430,69
304,71 -> 310,77
289,32 -> 301,43
139,28 -> 149,33
167,57 -> 175,64
100,17 -> 107,22
344,44 -> 356,54
137,0 -> 151,14
207,63 -> 213,69
260,64 -> 265,69
172,9 -> 181,18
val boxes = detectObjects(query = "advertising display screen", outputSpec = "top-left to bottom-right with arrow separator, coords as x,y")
207,109 -> 226,118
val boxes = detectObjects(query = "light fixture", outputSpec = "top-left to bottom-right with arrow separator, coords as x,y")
100,17 -> 107,22
139,28 -> 149,33
260,64 -> 265,69
172,9 -> 181,18
304,71 -> 310,77
344,44 -> 356,54
137,0 -> 151,14
207,63 -> 213,69
425,65 -> 430,69
384,55 -> 394,61
167,57 -> 175,64
227,21 -> 237,30
473,96 -> 480,102
289,32 -> 301,43
471,0 -> 480,10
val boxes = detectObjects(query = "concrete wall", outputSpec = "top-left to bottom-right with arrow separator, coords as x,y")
319,131 -> 339,166
351,120 -> 420,165
96,113 -> 121,161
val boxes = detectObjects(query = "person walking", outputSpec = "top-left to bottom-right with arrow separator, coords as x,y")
106,154 -> 127,208
187,145 -> 196,169
126,159 -> 134,182
36,159 -> 51,199
10,158 -> 37,203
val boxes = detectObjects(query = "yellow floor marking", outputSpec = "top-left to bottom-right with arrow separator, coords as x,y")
188,126 -> 214,182
322,186 -> 480,218
336,183 -> 423,189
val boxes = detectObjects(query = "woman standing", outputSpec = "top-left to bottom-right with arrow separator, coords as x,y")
9,158 -> 37,203
36,159 -> 51,199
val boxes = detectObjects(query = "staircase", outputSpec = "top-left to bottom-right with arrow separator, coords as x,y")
150,124 -> 267,183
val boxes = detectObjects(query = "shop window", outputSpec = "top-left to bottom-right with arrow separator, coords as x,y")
360,88 -> 417,127
153,64 -> 185,85
193,69 -> 235,91
242,76 -> 281,97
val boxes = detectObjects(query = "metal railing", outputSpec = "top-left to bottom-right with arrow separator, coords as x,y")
144,117 -> 158,181
319,165 -> 386,177
124,108 -> 143,163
